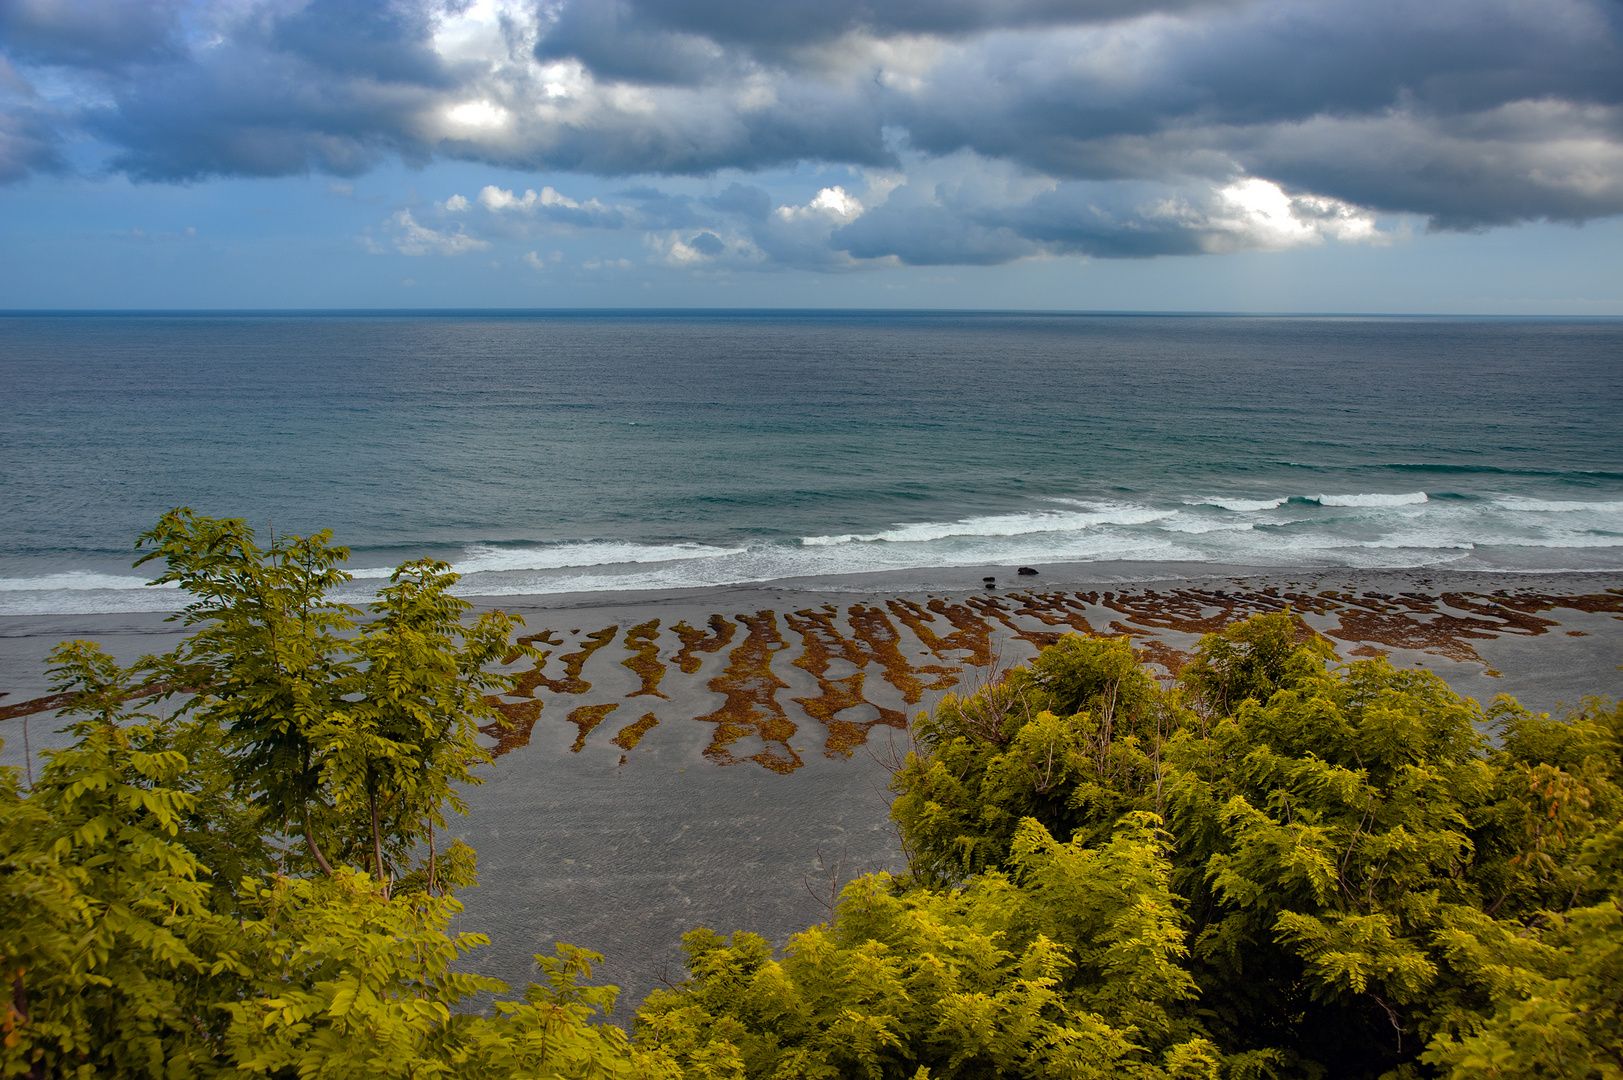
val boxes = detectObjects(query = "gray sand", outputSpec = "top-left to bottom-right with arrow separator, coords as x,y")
3,563 -> 1619,1017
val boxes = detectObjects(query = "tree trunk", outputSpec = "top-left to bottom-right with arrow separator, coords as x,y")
303,809 -> 336,877
369,781 -> 387,899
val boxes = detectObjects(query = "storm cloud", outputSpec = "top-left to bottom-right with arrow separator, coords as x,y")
3,0 -> 1619,266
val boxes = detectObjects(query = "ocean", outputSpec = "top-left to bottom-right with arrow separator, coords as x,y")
2,311 -> 1620,615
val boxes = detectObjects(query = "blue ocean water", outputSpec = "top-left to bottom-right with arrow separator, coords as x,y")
2,311 -> 1620,615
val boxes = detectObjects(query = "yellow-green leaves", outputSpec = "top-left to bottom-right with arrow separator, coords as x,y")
884,613 -> 1623,1079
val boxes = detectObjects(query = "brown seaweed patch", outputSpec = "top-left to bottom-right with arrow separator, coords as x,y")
507,655 -> 555,699
1349,645 -> 1391,658
1567,630 -> 1590,637
960,592 -> 1068,649
787,606 -> 906,757
1327,608 -> 1496,664
849,604 -> 960,705
695,611 -> 801,774
537,626 -> 619,694
1439,594 -> 1558,636
1311,590 -> 1547,664
672,615 -> 736,674
499,628 -> 565,698
1008,592 -> 1101,639
613,712 -> 661,752
1280,592 -> 1344,617
1135,639 -> 1192,678
887,598 -> 994,667
621,619 -> 670,698
1101,588 -> 1288,635
1315,588 -> 1621,663
1476,591 -> 1623,618
479,698 -> 544,759
566,702 -> 621,753
504,629 -> 562,665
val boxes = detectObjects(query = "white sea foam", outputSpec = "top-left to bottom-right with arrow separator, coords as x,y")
0,571 -> 175,592
454,531 -> 1193,597
1162,520 -> 1257,534
1492,533 -> 1623,549
1312,491 -> 1428,507
1492,497 -> 1623,514
1199,497 -> 1287,512
800,504 -> 1171,547
11,486 -> 1623,615
1358,539 -> 1476,550
348,541 -> 745,578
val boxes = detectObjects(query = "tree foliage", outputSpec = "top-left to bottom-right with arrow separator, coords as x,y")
887,618 -> 1623,1079
2,513 -> 639,1079
3,518 -> 1619,1080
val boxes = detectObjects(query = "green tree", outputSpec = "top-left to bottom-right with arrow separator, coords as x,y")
135,509 -> 535,892
310,559 -> 529,896
136,510 -> 362,878
3,513 -> 644,1079
636,815 -> 1219,1080
884,614 -> 1623,1078
0,641 -> 223,1078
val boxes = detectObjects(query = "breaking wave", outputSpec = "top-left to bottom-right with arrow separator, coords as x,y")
5,487 -> 1621,614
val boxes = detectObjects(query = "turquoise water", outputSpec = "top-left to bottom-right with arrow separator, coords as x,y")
2,311 -> 1620,613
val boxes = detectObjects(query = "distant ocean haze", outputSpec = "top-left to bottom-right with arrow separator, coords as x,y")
1,312 -> 1619,615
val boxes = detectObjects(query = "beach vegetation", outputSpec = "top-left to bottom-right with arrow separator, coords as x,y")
1,515 -> 1619,1079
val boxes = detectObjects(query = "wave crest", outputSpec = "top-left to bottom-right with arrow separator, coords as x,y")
1200,497 -> 1287,512
0,571 -> 175,592
801,504 -> 1171,547
1493,497 -> 1623,514
1312,492 -> 1428,508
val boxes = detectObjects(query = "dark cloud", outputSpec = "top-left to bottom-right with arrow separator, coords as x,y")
90,43 -> 434,180
685,229 -> 724,254
0,57 -> 64,180
534,0 -> 732,85
705,182 -> 772,219
601,0 -> 1230,54
265,0 -> 453,87
0,98 -> 63,181
834,203 -> 1039,264
614,186 -> 706,227
0,0 -> 186,67
1236,107 -> 1623,228
2,0 -> 1620,246
889,0 -> 1623,174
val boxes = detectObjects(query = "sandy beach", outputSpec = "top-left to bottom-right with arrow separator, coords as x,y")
3,562 -> 1619,1015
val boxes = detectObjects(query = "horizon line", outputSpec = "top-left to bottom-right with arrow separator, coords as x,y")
3,307 -> 1621,319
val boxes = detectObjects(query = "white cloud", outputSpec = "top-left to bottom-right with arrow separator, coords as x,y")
479,184 -> 579,211
646,229 -> 765,269
1187,178 -> 1382,253
385,209 -> 490,256
776,185 -> 864,223
444,100 -> 508,130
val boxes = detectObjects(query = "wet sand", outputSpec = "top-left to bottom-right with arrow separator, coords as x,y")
2,562 -> 1620,1016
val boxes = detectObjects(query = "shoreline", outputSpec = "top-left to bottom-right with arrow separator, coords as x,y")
3,563 -> 1619,1014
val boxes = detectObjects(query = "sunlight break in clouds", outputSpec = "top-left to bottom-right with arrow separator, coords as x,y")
1182,179 -> 1381,254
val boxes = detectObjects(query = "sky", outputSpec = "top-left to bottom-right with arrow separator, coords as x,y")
1,0 -> 1620,312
